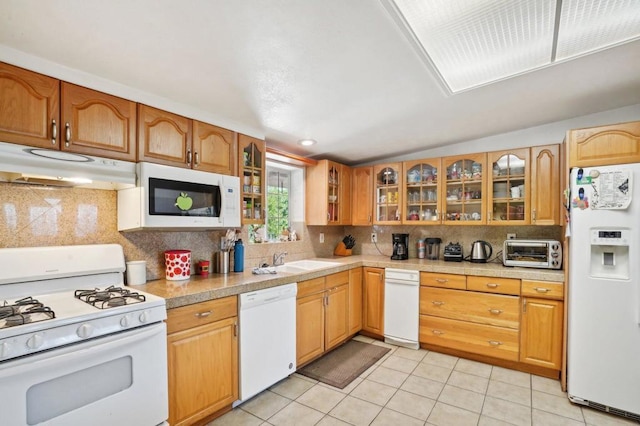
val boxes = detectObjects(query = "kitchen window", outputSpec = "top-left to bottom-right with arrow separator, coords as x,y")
249,160 -> 304,243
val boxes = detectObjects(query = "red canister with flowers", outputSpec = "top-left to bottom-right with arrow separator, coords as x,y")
164,250 -> 191,280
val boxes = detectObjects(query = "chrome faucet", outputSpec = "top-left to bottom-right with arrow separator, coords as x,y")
273,252 -> 287,266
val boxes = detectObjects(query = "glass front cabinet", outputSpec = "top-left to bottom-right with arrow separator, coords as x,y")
487,149 -> 530,224
402,158 -> 441,224
441,153 -> 486,225
238,135 -> 265,225
373,163 -> 402,224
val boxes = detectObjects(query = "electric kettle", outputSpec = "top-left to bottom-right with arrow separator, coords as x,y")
470,240 -> 492,263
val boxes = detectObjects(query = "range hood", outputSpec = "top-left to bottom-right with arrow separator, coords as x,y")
0,141 -> 136,190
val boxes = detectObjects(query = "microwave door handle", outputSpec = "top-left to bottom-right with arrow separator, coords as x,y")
218,179 -> 225,225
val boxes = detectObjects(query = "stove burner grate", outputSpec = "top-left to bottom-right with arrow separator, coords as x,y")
74,286 -> 146,309
0,297 -> 56,329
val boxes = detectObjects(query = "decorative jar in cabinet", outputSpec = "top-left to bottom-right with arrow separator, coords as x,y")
373,163 -> 402,224
487,149 -> 530,224
442,153 -> 486,225
402,158 -> 441,224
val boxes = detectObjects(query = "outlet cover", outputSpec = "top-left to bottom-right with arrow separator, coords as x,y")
371,233 -> 377,243
319,233 -> 324,243
507,233 -> 516,240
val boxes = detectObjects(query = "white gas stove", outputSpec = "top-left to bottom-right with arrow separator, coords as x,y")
0,244 -> 168,426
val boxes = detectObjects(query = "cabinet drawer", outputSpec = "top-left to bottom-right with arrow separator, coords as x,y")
298,277 -> 326,297
420,272 -> 466,290
420,287 -> 519,329
420,315 -> 519,361
326,271 -> 349,288
521,280 -> 563,300
167,296 -> 237,334
467,276 -> 520,295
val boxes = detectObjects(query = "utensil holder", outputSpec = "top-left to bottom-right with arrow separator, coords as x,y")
215,251 -> 230,274
333,241 -> 352,256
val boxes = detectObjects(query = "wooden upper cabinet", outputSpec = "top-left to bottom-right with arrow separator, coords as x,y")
0,62 -> 60,149
351,166 -> 373,226
531,144 -> 560,225
306,160 -> 351,225
487,149 -> 529,225
402,158 -> 441,224
238,134 -> 266,225
138,104 -> 192,168
373,163 -> 402,224
568,121 -> 640,167
61,83 -> 136,161
193,121 -> 236,175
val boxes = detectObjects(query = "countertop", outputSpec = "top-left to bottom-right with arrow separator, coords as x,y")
130,255 -> 565,309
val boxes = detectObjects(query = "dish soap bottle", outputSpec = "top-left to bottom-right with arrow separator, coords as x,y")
234,239 -> 244,272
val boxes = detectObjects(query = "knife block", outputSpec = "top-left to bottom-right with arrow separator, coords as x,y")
333,241 -> 352,256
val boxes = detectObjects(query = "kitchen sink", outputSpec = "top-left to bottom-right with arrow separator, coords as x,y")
282,260 -> 341,270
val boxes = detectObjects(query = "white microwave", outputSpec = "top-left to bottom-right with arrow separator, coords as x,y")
117,162 -> 240,231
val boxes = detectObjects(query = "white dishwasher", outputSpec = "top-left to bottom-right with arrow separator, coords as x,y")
236,283 -> 297,405
384,268 -> 419,349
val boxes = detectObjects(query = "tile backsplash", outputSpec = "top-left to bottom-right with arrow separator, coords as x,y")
1,182 -> 563,281
0,183 -> 319,280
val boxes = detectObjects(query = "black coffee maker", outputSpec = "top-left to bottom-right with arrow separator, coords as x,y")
391,233 -> 409,260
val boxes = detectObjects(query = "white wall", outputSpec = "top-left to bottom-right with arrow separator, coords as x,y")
368,103 -> 640,165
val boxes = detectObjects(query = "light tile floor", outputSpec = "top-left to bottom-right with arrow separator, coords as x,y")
210,336 -> 637,426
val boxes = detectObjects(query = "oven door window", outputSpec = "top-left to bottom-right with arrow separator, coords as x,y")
149,177 -> 221,217
506,244 -> 548,262
27,356 -> 132,425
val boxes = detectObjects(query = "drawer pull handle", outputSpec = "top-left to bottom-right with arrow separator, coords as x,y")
432,330 -> 444,336
486,283 -> 499,288
534,287 -> 550,293
488,309 -> 503,315
431,301 -> 445,306
195,311 -> 212,318
488,340 -> 503,346
435,278 -> 448,283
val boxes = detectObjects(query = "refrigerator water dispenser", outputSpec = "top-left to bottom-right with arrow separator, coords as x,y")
589,229 -> 630,280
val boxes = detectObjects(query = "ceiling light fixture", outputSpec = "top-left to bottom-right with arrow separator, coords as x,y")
384,0 -> 640,93
298,139 -> 317,146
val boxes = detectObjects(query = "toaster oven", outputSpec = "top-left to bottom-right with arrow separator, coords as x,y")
503,239 -> 562,269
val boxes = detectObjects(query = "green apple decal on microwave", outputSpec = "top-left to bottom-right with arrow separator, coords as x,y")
175,192 -> 193,211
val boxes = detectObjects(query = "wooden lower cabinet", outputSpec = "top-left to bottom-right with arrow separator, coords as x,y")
166,297 -> 238,426
348,267 -> 363,335
362,267 -> 384,336
296,272 -> 349,366
296,290 -> 326,366
420,315 -> 519,361
520,280 -> 564,370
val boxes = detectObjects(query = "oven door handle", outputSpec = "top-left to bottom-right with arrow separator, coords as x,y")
0,323 -> 166,376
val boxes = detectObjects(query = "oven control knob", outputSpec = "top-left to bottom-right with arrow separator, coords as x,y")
26,334 -> 44,350
139,311 -> 149,323
120,315 -> 130,328
0,342 -> 12,358
76,324 -> 94,339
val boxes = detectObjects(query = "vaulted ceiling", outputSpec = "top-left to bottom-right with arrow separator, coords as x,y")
1,1 -> 639,165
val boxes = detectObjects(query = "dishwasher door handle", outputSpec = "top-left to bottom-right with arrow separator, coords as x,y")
385,279 -> 419,286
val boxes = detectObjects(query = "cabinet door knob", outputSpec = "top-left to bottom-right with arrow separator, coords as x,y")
187,150 -> 192,164
488,340 -> 503,346
435,278 -> 448,283
432,329 -> 444,336
195,310 -> 212,318
488,308 -> 503,315
486,283 -> 499,288
534,287 -> 549,293
431,301 -> 445,306
194,151 -> 200,167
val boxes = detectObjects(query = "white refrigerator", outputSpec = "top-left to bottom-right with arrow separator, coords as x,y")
568,163 -> 640,420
